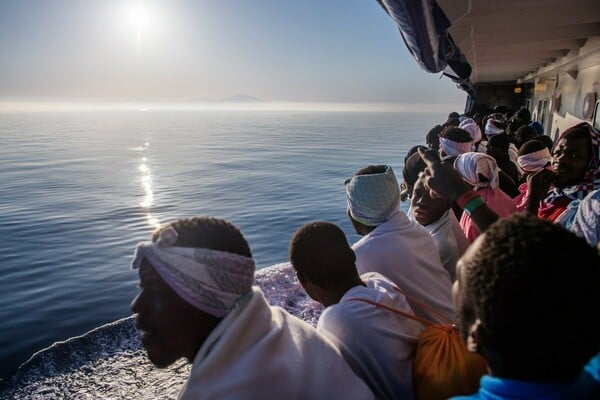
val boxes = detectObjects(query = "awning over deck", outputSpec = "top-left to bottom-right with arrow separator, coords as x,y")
378,0 -> 600,90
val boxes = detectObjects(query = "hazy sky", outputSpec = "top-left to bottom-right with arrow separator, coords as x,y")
0,0 -> 466,108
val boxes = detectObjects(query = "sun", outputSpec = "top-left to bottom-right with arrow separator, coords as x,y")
122,0 -> 156,47
126,1 -> 153,30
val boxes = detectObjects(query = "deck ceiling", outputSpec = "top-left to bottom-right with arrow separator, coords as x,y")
437,0 -> 600,83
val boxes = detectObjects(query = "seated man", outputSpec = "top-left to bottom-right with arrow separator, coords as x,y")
345,165 -> 455,322
452,214 -> 600,399
130,217 -> 374,399
290,221 -> 423,400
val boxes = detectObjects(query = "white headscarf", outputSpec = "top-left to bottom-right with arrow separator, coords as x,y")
517,148 -> 552,172
454,152 -> 500,190
131,227 -> 255,318
439,137 -> 473,157
485,120 -> 504,136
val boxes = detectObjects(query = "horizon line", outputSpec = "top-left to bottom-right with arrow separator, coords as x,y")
0,100 -> 464,113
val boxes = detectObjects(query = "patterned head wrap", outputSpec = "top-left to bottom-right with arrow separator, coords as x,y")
545,123 -> 600,204
131,227 -> 255,318
345,165 -> 400,226
454,152 -> 500,190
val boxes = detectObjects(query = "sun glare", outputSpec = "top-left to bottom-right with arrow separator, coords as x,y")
122,1 -> 156,48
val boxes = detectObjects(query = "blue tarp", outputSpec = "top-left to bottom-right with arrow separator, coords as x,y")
376,0 -> 473,95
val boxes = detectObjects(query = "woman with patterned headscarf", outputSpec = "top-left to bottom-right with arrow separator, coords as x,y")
527,123 -> 600,228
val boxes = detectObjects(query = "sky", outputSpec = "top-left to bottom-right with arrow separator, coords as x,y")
0,0 -> 466,111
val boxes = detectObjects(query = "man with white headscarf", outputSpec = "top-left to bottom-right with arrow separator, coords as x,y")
131,217 -> 374,400
438,126 -> 473,161
345,165 -> 455,323
454,153 -> 517,241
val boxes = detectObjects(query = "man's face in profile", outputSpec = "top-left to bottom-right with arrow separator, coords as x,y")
131,260 -> 199,367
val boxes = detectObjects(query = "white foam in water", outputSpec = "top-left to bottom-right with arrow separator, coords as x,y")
0,263 -> 322,399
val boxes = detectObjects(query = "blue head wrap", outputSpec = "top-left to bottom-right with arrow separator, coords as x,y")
345,165 -> 400,226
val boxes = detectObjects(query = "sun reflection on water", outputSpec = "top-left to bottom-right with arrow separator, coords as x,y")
137,141 -> 161,229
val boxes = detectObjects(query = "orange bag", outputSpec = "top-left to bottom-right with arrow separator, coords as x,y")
350,286 -> 487,400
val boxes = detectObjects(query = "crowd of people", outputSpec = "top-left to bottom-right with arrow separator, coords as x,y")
129,109 -> 600,399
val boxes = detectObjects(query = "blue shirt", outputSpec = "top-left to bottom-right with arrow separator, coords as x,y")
451,371 -> 599,400
584,352 -> 600,383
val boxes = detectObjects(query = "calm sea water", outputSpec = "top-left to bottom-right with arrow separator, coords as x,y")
0,109 -> 445,381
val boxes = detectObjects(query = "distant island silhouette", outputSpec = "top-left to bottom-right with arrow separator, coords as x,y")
219,95 -> 264,103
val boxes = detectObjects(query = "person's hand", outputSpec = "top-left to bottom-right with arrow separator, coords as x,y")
526,168 -> 555,202
418,148 -> 470,201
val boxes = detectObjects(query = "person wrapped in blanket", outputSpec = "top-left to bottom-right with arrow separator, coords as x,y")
344,165 -> 455,323
290,221 -> 422,400
130,217 -> 374,400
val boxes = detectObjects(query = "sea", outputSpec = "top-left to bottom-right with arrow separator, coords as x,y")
0,109 -> 446,398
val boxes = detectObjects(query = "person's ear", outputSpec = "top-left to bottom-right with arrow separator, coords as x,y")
295,270 -> 307,287
467,318 -> 485,354
296,273 -> 324,304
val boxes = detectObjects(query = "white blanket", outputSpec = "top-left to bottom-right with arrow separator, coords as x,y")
179,287 -> 374,400
352,212 -> 456,323
407,208 -> 468,281
318,273 -> 422,400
